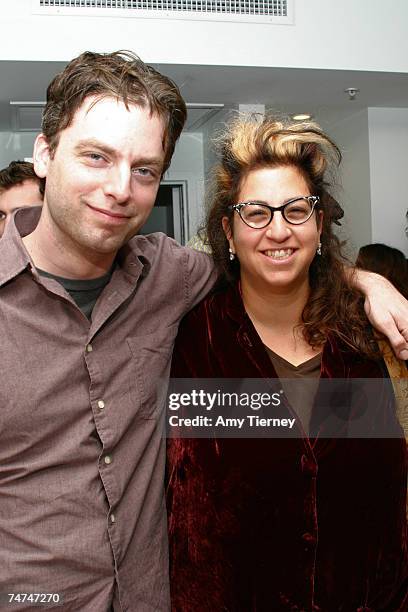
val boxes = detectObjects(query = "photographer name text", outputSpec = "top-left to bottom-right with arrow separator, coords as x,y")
168,415 -> 296,429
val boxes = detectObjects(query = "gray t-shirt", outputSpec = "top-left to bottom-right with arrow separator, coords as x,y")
38,268 -> 113,319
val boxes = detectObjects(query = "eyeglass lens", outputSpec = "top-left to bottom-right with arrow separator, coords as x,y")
240,199 -> 314,228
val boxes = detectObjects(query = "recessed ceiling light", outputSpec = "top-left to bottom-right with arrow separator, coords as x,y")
292,113 -> 312,121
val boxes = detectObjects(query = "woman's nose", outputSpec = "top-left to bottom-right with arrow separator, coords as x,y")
265,211 -> 292,242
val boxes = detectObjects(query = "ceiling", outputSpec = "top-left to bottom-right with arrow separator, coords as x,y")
0,60 -> 407,132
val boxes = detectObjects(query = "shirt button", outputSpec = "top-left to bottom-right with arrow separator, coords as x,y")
104,455 -> 112,465
110,514 -> 116,523
86,344 -> 93,353
98,400 -> 105,410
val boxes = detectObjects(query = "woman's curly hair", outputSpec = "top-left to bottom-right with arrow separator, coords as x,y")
204,113 -> 379,358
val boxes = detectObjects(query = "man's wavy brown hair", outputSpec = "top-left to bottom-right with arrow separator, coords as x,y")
42,50 -> 187,173
205,114 -> 379,358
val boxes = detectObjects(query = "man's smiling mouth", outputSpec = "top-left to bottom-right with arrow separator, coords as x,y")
87,203 -> 130,220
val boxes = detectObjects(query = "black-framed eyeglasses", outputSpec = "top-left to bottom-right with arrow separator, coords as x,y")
228,196 -> 320,229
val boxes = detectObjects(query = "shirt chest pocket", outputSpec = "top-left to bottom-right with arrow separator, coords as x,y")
127,328 -> 176,419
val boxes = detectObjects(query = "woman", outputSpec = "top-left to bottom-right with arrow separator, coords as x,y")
167,116 -> 407,611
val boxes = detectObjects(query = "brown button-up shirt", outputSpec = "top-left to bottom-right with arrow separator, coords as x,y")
0,207 -> 216,611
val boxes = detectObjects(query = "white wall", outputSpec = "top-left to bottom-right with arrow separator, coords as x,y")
163,132 -> 205,239
368,108 -> 408,256
200,106 -> 237,232
0,132 -> 37,167
319,107 -> 408,258
2,0 -> 408,73
328,110 -> 372,258
202,107 -> 235,179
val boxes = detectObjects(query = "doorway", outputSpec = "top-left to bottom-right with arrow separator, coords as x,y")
139,181 -> 187,244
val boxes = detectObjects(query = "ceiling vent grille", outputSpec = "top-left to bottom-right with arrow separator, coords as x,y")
33,0 -> 293,24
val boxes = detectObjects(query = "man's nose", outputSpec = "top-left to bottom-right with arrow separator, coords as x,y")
105,165 -> 131,203
265,211 -> 292,242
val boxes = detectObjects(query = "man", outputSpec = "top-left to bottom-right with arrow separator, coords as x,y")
0,51 -> 407,612
1,51 -> 214,612
0,160 -> 44,236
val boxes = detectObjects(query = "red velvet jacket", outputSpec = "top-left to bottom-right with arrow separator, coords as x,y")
167,283 -> 408,612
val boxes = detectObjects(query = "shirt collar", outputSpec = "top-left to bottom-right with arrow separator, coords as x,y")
0,206 -> 152,287
0,206 -> 40,287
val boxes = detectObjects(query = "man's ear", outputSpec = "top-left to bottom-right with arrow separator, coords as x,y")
33,134 -> 52,179
222,216 -> 235,254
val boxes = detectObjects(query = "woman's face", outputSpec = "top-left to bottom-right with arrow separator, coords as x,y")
223,165 -> 322,294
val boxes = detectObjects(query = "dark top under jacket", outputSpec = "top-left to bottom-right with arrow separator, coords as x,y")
0,207 -> 216,612
167,282 -> 408,612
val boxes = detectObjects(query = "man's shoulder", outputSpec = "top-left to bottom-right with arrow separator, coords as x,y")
126,232 -> 216,310
128,232 -> 213,269
128,232 -> 211,263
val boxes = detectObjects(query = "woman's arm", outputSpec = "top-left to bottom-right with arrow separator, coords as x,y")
352,269 -> 408,360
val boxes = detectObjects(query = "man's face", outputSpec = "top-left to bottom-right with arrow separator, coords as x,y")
34,96 -> 166,266
0,180 -> 43,236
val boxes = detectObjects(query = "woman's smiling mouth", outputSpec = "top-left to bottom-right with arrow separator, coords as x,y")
262,248 -> 295,260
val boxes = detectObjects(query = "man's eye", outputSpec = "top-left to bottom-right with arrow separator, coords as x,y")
0,212 -> 6,221
86,153 -> 105,163
133,168 -> 155,178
